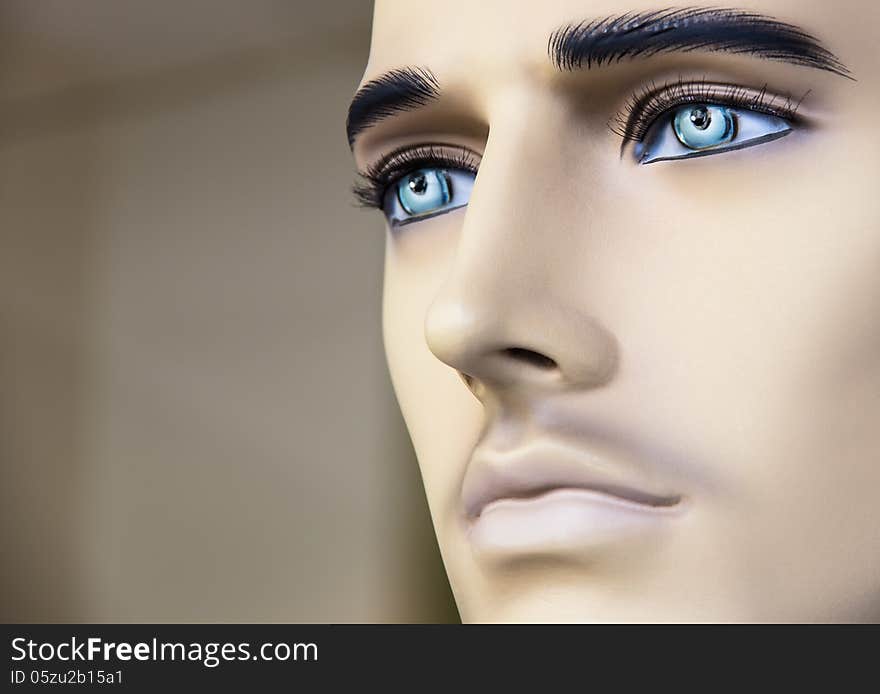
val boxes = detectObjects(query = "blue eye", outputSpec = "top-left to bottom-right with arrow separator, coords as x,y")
636,103 -> 792,164
398,169 -> 449,214
384,167 -> 475,226
673,105 -> 734,149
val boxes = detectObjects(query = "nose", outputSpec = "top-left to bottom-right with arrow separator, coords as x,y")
425,283 -> 618,395
423,122 -> 618,398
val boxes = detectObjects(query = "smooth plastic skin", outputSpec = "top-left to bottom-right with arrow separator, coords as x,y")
352,0 -> 880,622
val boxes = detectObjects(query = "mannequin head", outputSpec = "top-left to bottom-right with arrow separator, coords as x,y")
348,0 -> 880,622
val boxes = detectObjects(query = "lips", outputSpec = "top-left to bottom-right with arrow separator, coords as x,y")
462,437 -> 682,521
460,435 -> 685,555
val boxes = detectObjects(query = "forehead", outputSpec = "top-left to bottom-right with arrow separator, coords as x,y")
365,0 -> 794,82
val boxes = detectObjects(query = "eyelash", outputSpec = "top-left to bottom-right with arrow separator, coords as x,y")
352,145 -> 480,210
353,79 -> 808,209
609,77 -> 807,144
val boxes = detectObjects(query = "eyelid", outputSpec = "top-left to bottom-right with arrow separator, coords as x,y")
610,77 -> 807,147
392,202 -> 469,228
366,143 -> 479,178
352,143 -> 481,209
638,118 -> 793,164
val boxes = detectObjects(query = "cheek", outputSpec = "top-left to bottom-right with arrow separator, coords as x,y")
716,262 -> 880,617
613,143 -> 880,606
381,215 -> 483,520
587,148 -> 880,614
604,124 -> 880,488
744,233 -> 880,602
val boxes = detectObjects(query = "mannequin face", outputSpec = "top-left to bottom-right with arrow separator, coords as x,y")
349,0 -> 880,622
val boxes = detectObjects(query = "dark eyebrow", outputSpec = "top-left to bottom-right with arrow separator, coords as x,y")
346,66 -> 440,148
347,8 -> 850,149
549,7 -> 850,77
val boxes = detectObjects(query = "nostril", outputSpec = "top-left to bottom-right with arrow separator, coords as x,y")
502,347 -> 557,370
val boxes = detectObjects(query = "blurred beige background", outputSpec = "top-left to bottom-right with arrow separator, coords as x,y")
0,0 -> 457,622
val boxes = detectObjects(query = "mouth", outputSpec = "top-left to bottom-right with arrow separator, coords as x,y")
461,438 -> 685,556
470,478 -> 681,519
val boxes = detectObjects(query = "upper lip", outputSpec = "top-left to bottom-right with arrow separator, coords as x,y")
462,437 -> 682,520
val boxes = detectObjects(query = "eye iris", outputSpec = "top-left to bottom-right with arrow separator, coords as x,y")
397,169 -> 451,216
673,105 -> 735,150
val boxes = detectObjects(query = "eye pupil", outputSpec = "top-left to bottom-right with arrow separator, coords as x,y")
408,173 -> 429,195
689,106 -> 711,130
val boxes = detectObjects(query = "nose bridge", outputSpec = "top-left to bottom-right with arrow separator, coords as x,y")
423,111 -> 619,392
453,114 -> 550,290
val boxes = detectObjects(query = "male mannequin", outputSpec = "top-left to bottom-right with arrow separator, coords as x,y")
348,1 -> 879,622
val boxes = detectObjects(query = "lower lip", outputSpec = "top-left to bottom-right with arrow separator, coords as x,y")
466,488 -> 684,557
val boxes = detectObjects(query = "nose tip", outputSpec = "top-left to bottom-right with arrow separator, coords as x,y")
424,292 -> 618,396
